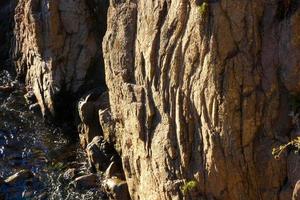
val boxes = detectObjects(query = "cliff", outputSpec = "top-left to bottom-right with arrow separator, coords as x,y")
4,0 -> 300,200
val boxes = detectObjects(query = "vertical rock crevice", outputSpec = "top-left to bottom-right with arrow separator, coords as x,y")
11,0 -> 109,125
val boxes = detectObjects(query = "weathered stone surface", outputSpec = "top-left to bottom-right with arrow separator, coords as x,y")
103,177 -> 130,200
294,180 -> 300,200
12,0 -> 108,120
98,92 -> 116,145
105,161 -> 124,180
103,1 -> 300,200
78,88 -> 106,148
86,136 -> 117,172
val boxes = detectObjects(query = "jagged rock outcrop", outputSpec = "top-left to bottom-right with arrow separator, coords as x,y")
78,89 -> 107,147
12,0 -> 108,121
103,1 -> 300,200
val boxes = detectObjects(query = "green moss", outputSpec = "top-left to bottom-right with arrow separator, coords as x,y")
181,180 -> 198,195
199,2 -> 209,17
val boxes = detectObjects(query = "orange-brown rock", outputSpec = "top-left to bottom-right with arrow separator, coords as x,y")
12,0 -> 108,120
103,1 -> 300,200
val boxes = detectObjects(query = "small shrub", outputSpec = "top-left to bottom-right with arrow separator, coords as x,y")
272,137 -> 300,159
181,180 -> 198,195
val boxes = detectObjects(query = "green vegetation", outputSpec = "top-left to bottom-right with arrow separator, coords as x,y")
272,137 -> 300,159
181,180 -> 198,195
199,2 -> 209,17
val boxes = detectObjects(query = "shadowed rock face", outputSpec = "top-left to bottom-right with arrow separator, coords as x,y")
12,0 -> 108,121
103,1 -> 300,200
0,0 -> 16,72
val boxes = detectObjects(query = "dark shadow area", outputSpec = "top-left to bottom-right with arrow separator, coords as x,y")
0,0 -> 17,76
277,0 -> 299,21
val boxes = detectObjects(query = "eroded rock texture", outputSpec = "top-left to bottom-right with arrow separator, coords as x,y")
12,0 -> 108,120
103,1 -> 300,200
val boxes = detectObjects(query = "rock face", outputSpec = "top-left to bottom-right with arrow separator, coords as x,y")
293,180 -> 300,200
12,0 -> 108,120
103,1 -> 300,200
3,0 -> 300,200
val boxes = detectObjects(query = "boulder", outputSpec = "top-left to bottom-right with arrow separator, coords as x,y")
105,161 -> 123,179
86,136 -> 112,172
293,180 -> 300,200
29,103 -> 40,113
5,169 -> 34,185
103,178 -> 130,200
78,89 -> 106,148
0,85 -> 14,93
71,174 -> 99,190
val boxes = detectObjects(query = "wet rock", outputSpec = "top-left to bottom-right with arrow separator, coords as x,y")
37,192 -> 48,200
22,190 -> 33,198
103,178 -> 130,200
0,85 -> 14,93
71,174 -> 99,190
5,169 -> 34,185
29,103 -> 40,113
24,91 -> 36,105
86,136 -> 116,172
105,162 -> 119,178
12,0 -> 108,119
63,168 -> 77,181
293,180 -> 300,200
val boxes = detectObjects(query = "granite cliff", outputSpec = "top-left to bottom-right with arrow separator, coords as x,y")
2,0 -> 300,200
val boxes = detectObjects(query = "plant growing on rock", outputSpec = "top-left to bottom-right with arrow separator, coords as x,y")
198,2 -> 209,17
181,180 -> 198,195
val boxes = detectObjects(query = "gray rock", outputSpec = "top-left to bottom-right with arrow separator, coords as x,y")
5,169 -> 34,185
104,178 -> 130,200
29,103 -> 40,113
